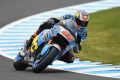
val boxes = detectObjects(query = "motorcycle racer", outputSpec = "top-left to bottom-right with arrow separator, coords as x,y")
25,10 -> 89,63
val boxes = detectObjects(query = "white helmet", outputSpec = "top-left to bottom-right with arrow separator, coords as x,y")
74,10 -> 89,27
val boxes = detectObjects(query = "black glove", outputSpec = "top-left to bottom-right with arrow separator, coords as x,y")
47,18 -> 60,25
73,44 -> 81,53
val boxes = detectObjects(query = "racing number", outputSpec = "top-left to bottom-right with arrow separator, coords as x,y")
30,36 -> 39,53
62,31 -> 74,41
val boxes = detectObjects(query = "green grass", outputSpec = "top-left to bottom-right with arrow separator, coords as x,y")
76,7 -> 120,65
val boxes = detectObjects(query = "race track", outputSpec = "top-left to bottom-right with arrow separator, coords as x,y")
0,0 -> 119,80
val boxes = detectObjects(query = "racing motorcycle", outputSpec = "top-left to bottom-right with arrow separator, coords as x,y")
13,22 -> 77,73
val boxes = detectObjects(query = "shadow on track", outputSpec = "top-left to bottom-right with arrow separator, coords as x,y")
12,68 -> 69,73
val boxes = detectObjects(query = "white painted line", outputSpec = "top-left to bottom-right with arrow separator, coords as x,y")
97,73 -> 120,77
0,43 -> 23,46
0,40 -> 24,42
74,67 -> 120,73
49,64 -> 106,69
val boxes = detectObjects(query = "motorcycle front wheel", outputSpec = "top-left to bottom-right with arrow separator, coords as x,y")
32,47 -> 59,73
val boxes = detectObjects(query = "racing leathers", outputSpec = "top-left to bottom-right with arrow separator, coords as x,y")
26,14 -> 87,63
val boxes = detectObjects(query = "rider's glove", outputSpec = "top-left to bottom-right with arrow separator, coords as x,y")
73,44 -> 81,53
47,18 -> 60,25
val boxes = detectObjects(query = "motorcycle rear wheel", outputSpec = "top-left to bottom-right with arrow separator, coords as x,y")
13,54 -> 28,70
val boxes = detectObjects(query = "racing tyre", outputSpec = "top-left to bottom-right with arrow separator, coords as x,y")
13,54 -> 28,70
32,47 -> 59,73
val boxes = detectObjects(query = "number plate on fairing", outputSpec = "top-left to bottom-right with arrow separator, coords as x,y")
59,26 -> 75,42
61,31 -> 75,41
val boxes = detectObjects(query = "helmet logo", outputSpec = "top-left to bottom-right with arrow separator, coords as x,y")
75,12 -> 80,18
82,15 -> 88,21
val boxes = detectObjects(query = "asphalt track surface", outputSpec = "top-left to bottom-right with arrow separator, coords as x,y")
0,0 -> 119,80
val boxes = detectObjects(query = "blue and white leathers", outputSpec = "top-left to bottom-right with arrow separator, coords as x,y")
78,27 -> 87,41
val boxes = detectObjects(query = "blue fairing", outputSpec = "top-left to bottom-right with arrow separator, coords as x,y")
33,43 -> 53,68
15,55 -> 23,61
37,32 -> 45,46
40,43 -> 51,57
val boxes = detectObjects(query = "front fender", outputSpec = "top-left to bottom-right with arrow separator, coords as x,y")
51,44 -> 61,51
40,43 -> 61,57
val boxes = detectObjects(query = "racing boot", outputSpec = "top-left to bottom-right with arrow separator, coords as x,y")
25,35 -> 34,50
